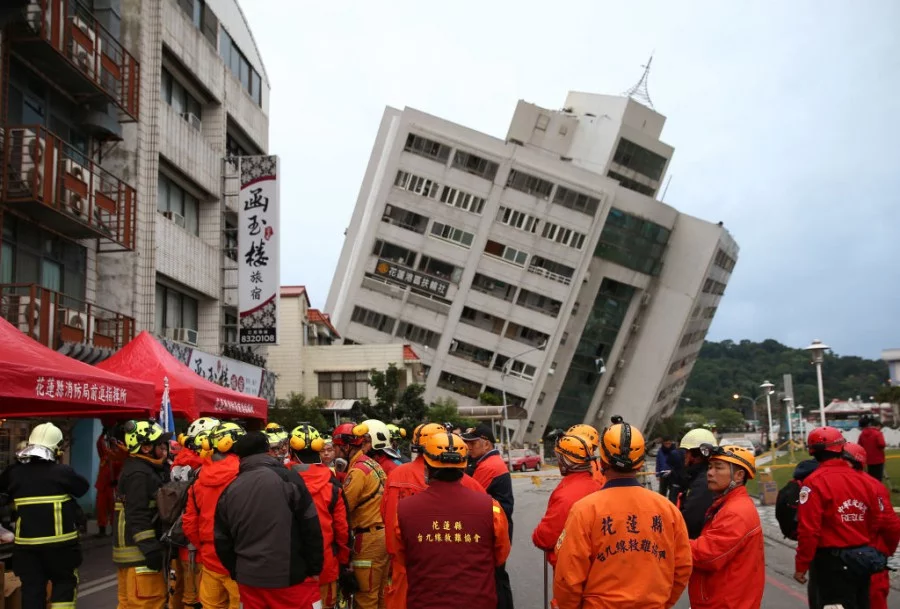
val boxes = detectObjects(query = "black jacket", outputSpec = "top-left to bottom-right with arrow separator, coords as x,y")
113,456 -> 169,566
0,460 -> 89,547
678,462 -> 715,539
214,454 -> 324,588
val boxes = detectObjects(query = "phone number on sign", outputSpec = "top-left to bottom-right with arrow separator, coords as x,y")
240,335 -> 276,344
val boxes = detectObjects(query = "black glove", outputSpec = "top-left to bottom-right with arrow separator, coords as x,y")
338,565 -> 359,595
143,549 -> 164,572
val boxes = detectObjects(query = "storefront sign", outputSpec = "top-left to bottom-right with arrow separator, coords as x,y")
374,259 -> 449,297
190,349 -> 264,398
34,377 -> 128,404
238,156 -> 280,345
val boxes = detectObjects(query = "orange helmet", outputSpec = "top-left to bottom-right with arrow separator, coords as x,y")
708,445 -> 756,480
566,424 -> 600,452
555,434 -> 594,463
422,432 -> 468,468
412,423 -> 446,449
599,422 -> 645,471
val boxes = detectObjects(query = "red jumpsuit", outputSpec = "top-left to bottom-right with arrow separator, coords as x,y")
373,452 -> 401,476
94,435 -> 124,529
857,472 -> 900,609
532,471 -> 603,566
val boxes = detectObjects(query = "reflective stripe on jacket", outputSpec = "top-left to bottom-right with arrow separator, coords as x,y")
112,455 -> 168,567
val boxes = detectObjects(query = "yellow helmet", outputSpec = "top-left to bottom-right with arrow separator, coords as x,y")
124,420 -> 170,454
205,422 -> 246,453
679,428 -> 717,451
290,423 -> 324,452
265,422 -> 289,448
554,434 -> 594,463
566,424 -> 600,452
708,445 -> 756,480
422,433 -> 468,469
599,422 -> 645,471
386,423 -> 406,441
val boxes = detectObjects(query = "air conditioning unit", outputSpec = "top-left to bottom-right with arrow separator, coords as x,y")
163,210 -> 185,228
25,1 -> 45,34
383,204 -> 393,216
64,159 -> 87,181
641,292 -> 651,306
181,112 -> 202,131
12,130 -> 45,193
171,327 -> 199,346
66,310 -> 86,329
606,386 -> 616,396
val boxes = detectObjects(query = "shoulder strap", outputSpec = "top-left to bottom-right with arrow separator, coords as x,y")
329,479 -> 341,514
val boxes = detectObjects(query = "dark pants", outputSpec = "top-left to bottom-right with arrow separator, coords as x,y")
14,544 -> 82,609
495,565 -> 514,609
867,463 -> 884,482
658,475 -> 670,497
808,550 -> 870,609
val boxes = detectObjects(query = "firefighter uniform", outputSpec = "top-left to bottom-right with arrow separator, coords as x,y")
95,432 -> 125,536
342,450 -> 388,609
0,424 -> 90,609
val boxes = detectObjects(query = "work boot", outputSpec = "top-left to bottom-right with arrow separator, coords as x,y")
94,526 -> 107,537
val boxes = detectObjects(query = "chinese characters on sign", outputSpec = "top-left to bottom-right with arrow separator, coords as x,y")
213,398 -> 256,415
415,520 -> 480,544
35,377 -> 128,404
190,349 -> 264,398
592,513 -> 667,563
238,156 -> 280,345
374,260 -> 449,297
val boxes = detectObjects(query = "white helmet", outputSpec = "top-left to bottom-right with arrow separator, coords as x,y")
360,419 -> 392,452
29,423 -> 63,450
679,428 -> 717,450
186,417 -> 221,439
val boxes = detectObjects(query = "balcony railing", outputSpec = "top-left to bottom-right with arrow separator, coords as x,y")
0,283 -> 134,354
2,126 -> 137,251
8,0 -> 140,121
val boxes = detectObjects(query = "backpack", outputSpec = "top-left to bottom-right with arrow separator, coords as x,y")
775,479 -> 802,540
156,468 -> 200,547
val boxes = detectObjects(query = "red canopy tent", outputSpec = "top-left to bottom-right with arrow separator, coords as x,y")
96,331 -> 268,422
0,317 -> 155,418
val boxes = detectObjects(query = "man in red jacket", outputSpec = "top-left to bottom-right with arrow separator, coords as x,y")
287,424 -> 350,609
858,415 -> 887,481
795,427 -> 883,609
688,444 -> 764,609
94,426 -> 125,537
844,442 -> 900,609
182,422 -> 244,609
532,431 -> 603,567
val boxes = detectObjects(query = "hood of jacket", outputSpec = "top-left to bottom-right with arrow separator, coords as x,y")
198,453 -> 240,488
239,453 -> 282,474
792,459 -> 819,481
296,463 -> 333,494
173,449 -> 205,470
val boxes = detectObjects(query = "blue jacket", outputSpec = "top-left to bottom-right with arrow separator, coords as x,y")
656,447 -> 671,476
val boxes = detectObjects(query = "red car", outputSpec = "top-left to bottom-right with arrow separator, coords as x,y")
508,449 -> 542,472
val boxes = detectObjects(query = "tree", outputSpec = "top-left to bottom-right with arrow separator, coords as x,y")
349,364 -> 428,433
427,397 -> 477,431
272,393 -> 328,432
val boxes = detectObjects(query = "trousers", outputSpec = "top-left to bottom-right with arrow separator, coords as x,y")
238,581 -> 320,609
116,566 -> 167,609
870,570 -> 889,609
96,487 -> 115,529
808,550 -> 871,609
198,566 -> 241,609
14,545 -> 81,609
168,558 -> 200,608
351,528 -> 388,609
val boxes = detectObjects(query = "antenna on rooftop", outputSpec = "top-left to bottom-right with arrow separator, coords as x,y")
622,54 -> 655,110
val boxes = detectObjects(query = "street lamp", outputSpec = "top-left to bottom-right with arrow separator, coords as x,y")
804,339 -> 830,427
782,397 -> 794,460
760,380 -> 776,455
500,341 -> 548,466
796,405 -> 805,440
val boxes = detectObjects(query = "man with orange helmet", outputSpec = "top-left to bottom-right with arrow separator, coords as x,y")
687,444 -> 764,609
532,430 -> 603,567
390,432 -> 510,609
566,424 -> 606,486
332,422 -> 388,609
795,427 -> 886,609
843,441 -> 900,609
553,420 -> 691,609
381,423 -> 484,609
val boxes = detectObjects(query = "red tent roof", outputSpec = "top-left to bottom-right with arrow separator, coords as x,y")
96,331 -> 268,421
0,317 -> 155,418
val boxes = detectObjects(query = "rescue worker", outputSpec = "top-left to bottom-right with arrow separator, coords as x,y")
843,442 -> 900,609
675,428 -> 717,539
386,424 -> 409,463
214,432 -> 323,609
567,424 -> 606,486
182,421 -> 245,609
288,424 -> 351,609
462,424 -> 514,533
95,424 -> 125,537
688,444 -> 764,609
795,426 -> 884,609
655,437 -> 675,496
169,417 -> 218,609
265,422 -> 290,465
360,419 -> 403,475
553,420 -> 692,609
114,420 -> 173,609
858,415 -> 887,482
332,422 -> 388,609
320,438 -> 336,470
382,423 -> 485,609
531,431 -> 603,567
390,432 -> 510,609
0,423 -> 89,609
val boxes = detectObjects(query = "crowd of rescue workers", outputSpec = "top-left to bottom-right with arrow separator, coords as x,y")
0,412 -> 897,609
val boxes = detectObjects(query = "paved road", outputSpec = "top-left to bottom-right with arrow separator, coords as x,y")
74,471 -> 898,608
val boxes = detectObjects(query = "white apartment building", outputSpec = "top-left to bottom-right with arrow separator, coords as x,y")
327,91 -> 738,444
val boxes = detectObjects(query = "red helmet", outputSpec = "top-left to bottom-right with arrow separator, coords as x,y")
806,426 -> 845,454
843,441 -> 867,467
332,423 -> 365,447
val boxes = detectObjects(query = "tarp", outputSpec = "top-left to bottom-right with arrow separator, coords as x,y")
96,331 -> 268,421
0,317 -> 155,418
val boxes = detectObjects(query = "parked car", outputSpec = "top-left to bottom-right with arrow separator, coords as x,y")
508,448 -> 542,472
725,438 -> 763,456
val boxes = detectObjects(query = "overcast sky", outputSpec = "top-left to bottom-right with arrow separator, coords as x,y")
244,1 -> 899,360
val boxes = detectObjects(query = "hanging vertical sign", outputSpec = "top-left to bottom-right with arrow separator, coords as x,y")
238,155 -> 280,345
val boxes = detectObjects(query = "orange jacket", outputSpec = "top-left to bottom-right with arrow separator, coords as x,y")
293,463 -> 351,584
95,445 -> 126,491
182,454 -> 240,575
532,471 -> 603,566
590,461 -> 607,487
553,478 -> 692,609
688,486 -> 764,609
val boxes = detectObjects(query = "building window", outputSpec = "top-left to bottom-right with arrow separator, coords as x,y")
484,240 -> 528,267
372,239 -> 416,267
541,222 -> 586,250
0,217 -> 85,303
702,278 -> 726,295
417,255 -> 462,283
404,133 -> 452,164
594,208 -> 669,276
714,249 -> 736,272
516,289 -> 561,317
612,138 -> 667,181
492,355 -> 537,380
607,171 -> 655,197
157,174 -> 200,236
436,371 -> 481,399
506,169 -> 554,199
470,273 -> 516,302
177,0 -> 218,46
382,204 -> 429,234
449,339 -> 494,368
394,170 -> 440,198
223,311 -> 237,345
553,185 -> 600,216
440,186 -> 485,214
350,306 -> 396,334
397,321 -> 441,349
430,222 -> 474,248
497,207 -> 538,233
459,306 -> 504,335
451,150 -> 499,181
224,219 -> 237,261
160,68 -> 202,127
527,255 -> 575,285
155,282 -> 199,335
219,28 -> 263,106
318,371 -> 369,400
504,322 -> 549,349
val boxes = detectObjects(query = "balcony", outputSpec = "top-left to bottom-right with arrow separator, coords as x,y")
2,126 -> 136,251
0,283 -> 134,362
7,0 -> 140,121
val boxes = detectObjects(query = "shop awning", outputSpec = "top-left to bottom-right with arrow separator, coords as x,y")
96,331 -> 268,421
0,317 -> 155,418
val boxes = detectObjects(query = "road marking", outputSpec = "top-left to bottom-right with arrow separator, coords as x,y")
77,573 -> 119,598
765,573 -> 807,604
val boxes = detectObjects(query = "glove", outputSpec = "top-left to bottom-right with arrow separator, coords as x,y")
143,549 -> 164,572
338,565 -> 359,595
